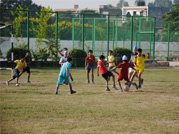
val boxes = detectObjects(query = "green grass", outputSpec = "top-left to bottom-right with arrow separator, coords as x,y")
0,68 -> 179,134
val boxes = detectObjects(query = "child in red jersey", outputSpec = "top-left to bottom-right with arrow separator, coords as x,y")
97,55 -> 116,91
85,50 -> 95,84
111,55 -> 136,92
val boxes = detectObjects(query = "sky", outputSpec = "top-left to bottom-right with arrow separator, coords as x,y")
32,0 -> 155,10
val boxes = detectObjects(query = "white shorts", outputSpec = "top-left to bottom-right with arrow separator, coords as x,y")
129,67 -> 135,73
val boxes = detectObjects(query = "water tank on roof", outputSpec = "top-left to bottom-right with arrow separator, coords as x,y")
137,1 -> 146,6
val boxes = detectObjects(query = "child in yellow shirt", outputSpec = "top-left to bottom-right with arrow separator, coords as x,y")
6,55 -> 27,86
130,48 -> 149,88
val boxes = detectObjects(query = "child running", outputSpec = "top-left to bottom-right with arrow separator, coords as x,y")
22,50 -> 32,83
128,46 -> 139,88
97,55 -> 116,91
130,48 -> 150,88
55,57 -> 76,94
6,55 -> 27,86
85,50 -> 95,84
59,51 -> 68,67
111,55 -> 136,92
107,50 -> 119,75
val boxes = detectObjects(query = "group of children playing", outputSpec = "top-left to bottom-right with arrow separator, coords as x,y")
86,46 -> 149,92
6,46 -> 149,94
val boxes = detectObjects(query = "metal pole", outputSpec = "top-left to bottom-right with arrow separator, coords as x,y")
11,24 -> 14,77
167,22 -> 171,57
139,17 -> 141,48
130,16 -> 133,51
112,20 -> 115,50
92,19 -> 96,54
115,17 -> 118,48
72,18 -> 74,49
56,12 -> 58,60
107,15 -> 109,59
82,14 -> 84,50
27,11 -> 29,50
152,17 -> 156,60
150,22 -> 152,55
123,34 -> 125,48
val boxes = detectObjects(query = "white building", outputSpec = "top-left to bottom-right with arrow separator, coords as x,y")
122,6 -> 148,16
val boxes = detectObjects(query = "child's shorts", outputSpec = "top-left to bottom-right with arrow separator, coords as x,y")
23,66 -> 30,73
12,69 -> 20,79
134,68 -> 144,74
129,67 -> 135,73
57,76 -> 71,85
118,74 -> 129,82
87,64 -> 94,73
102,71 -> 113,80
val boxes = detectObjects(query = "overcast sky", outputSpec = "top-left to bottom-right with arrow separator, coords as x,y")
32,0 -> 155,10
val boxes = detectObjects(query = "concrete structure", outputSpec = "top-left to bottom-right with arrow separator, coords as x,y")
122,6 -> 148,16
55,5 -> 121,15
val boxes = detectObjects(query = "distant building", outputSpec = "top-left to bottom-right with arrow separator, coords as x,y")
54,5 -> 121,15
122,6 -> 148,16
99,5 -> 121,15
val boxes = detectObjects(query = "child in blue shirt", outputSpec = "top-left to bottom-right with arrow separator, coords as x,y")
55,57 -> 76,94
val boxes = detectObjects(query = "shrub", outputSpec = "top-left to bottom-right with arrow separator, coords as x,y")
69,48 -> 87,67
113,47 -> 132,64
6,48 -> 27,61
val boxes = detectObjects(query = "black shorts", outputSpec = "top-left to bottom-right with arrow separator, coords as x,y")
87,64 -> 94,73
13,69 -> 20,79
102,71 -> 113,80
23,66 -> 30,74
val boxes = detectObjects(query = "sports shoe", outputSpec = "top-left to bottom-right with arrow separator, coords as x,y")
112,85 -> 117,90
138,84 -> 141,88
132,83 -> 138,89
6,81 -> 9,86
27,81 -> 31,83
105,87 -> 110,91
55,91 -> 58,94
141,79 -> 144,84
119,88 -> 123,92
87,80 -> 90,84
71,90 -> 76,94
92,81 -> 94,84
16,83 -> 19,86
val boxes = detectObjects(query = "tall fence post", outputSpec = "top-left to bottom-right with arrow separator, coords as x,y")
82,14 -> 84,50
27,11 -> 29,50
130,16 -> 133,51
92,18 -> 96,54
152,17 -> 156,60
107,15 -> 109,59
139,17 -> 141,48
72,18 -> 74,49
56,12 -> 58,60
112,20 -> 115,50
150,21 -> 152,55
167,22 -> 171,58
115,17 -> 118,48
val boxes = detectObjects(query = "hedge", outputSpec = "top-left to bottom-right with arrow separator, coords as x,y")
113,47 -> 132,64
69,48 -> 87,67
6,48 -> 27,61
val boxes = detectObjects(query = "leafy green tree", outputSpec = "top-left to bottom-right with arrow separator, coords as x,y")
162,5 -> 179,30
117,0 -> 129,8
154,0 -> 172,8
174,0 -> 179,5
11,5 -> 28,49
31,6 -> 60,61
0,0 -> 41,22
134,0 -> 145,6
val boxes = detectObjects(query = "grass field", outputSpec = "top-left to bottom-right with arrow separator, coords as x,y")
0,67 -> 179,134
